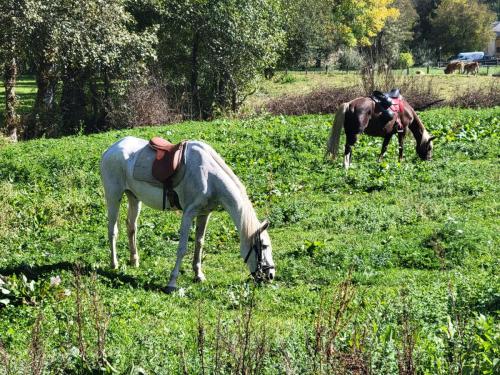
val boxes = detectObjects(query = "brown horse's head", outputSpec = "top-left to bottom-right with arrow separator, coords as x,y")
416,136 -> 436,160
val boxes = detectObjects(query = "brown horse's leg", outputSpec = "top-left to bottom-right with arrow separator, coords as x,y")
378,135 -> 393,162
398,132 -> 405,162
344,132 -> 358,169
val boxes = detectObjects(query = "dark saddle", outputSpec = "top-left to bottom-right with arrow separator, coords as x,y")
371,90 -> 393,110
149,137 -> 186,210
370,89 -> 402,125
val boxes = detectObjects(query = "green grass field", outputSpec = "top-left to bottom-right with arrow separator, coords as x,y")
0,106 -> 499,373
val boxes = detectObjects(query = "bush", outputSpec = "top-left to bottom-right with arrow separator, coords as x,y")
398,52 -> 414,69
106,77 -> 182,128
260,86 -> 362,115
448,83 -> 500,108
337,48 -> 364,70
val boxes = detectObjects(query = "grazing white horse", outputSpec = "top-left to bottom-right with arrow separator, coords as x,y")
100,137 -> 275,292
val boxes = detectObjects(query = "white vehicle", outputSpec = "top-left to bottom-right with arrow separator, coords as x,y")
456,52 -> 485,61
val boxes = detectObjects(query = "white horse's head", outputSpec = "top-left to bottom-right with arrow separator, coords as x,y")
243,219 -> 275,282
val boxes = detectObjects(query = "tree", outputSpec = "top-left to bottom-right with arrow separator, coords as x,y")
411,0 -> 440,45
278,0 -> 399,69
431,0 -> 496,55
23,0 -> 157,136
0,0 -> 36,141
369,0 -> 418,65
159,0 -> 285,118
278,0 -> 333,69
480,0 -> 500,18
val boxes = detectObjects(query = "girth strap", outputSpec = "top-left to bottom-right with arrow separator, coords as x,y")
162,181 -> 182,211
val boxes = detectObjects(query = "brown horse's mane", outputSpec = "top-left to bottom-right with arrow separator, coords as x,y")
404,100 -> 430,146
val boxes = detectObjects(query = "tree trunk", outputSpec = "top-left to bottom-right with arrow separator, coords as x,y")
60,68 -> 87,135
25,62 -> 59,139
34,62 -> 57,113
3,57 -> 19,141
231,79 -> 237,113
89,78 -> 100,131
190,31 -> 200,119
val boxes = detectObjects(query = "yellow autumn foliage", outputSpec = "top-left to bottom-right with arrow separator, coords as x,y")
329,0 -> 399,47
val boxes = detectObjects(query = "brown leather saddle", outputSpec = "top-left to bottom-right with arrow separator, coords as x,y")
149,137 -> 187,210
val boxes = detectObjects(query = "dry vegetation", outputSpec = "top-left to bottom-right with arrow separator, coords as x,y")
251,69 -> 499,116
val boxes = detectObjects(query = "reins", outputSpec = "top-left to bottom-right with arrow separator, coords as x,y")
244,228 -> 274,278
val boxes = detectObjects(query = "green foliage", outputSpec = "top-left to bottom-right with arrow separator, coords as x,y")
159,0 -> 285,117
398,52 -> 415,68
464,314 -> 500,374
0,274 -> 67,307
431,0 -> 496,54
0,107 -> 499,372
371,0 -> 418,64
337,48 -> 364,70
275,73 -> 298,84
278,0 -> 398,69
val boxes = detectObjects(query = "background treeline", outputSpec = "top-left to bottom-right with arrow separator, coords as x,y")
0,0 -> 497,140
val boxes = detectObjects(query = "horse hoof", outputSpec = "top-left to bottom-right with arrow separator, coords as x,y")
111,262 -> 119,270
130,259 -> 139,267
164,286 -> 177,294
194,274 -> 206,283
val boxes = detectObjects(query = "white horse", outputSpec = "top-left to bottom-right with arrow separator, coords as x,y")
100,137 -> 275,292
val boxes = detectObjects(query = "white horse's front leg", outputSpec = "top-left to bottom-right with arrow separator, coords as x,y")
166,210 -> 196,293
193,214 -> 211,282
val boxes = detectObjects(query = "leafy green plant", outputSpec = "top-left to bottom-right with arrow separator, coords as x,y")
398,52 -> 414,69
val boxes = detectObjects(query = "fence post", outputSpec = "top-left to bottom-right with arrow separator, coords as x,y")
406,67 -> 410,75
427,65 -> 430,74
487,66 -> 489,75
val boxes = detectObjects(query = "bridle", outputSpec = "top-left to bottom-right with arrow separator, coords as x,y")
244,230 -> 274,280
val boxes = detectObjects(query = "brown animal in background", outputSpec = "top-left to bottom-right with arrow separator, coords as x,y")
463,62 -> 479,75
444,61 -> 464,74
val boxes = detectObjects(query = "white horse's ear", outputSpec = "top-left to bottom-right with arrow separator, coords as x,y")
259,219 -> 270,232
429,135 -> 437,141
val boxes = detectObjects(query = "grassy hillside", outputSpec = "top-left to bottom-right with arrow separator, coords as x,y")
0,108 -> 499,373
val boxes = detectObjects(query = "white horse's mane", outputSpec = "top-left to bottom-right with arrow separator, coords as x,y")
203,144 -> 260,242
239,198 -> 260,244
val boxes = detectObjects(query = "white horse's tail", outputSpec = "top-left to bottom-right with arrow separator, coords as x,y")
203,143 -> 248,196
326,102 -> 349,159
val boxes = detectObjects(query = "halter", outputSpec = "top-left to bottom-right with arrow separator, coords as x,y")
244,229 -> 275,279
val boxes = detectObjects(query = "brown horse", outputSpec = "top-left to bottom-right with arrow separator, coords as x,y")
463,62 -> 479,75
444,61 -> 464,74
326,96 -> 435,169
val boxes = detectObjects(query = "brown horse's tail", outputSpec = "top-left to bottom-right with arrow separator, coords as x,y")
326,102 -> 349,159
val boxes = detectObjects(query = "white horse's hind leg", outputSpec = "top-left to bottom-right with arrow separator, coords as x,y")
105,196 -> 121,269
125,191 -> 142,267
193,214 -> 210,282
166,208 -> 196,293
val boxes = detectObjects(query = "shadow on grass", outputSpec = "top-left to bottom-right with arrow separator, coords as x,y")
0,261 -> 168,293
